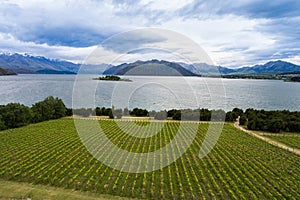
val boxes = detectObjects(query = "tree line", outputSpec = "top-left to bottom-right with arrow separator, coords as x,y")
244,109 -> 300,133
1,96 -> 299,134
73,107 -> 227,121
73,107 -> 300,133
0,96 -> 67,130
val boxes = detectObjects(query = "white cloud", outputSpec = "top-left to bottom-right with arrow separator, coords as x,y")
140,0 -> 193,11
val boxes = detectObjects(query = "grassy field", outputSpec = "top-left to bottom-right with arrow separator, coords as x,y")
0,118 -> 300,199
0,179 -> 129,200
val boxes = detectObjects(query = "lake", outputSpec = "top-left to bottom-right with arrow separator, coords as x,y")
1,74 -> 300,111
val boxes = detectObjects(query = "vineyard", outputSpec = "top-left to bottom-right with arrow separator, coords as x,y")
0,118 -> 300,199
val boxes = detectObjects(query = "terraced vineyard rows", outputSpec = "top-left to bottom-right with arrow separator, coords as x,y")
0,118 -> 300,199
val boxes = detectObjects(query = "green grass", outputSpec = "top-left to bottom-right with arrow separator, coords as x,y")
0,179 -> 129,200
0,118 -> 300,199
266,135 -> 300,149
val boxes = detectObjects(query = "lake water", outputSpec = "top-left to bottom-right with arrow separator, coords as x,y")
1,74 -> 300,111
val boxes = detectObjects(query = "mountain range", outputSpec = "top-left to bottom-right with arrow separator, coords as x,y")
0,53 -> 300,76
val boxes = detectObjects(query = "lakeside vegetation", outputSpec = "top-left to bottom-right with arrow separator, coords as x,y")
244,109 -> 300,133
0,96 -> 66,131
93,75 -> 132,82
0,119 -> 299,199
1,96 -> 299,134
217,73 -> 300,82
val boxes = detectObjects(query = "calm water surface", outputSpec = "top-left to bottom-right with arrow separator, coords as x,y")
0,74 -> 300,111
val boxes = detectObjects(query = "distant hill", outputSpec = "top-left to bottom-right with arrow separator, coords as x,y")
178,62 -> 236,75
103,60 -> 198,76
0,67 -> 16,76
0,53 -> 80,74
179,60 -> 300,75
104,59 -> 300,76
234,60 -> 300,74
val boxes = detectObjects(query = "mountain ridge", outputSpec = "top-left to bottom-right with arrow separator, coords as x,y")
0,53 -> 80,74
1,53 -> 300,76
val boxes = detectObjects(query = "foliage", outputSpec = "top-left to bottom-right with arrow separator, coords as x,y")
0,103 -> 32,128
290,76 -> 300,82
113,109 -> 123,119
239,115 -> 247,125
94,76 -> 132,82
153,111 -> 167,120
0,115 -> 6,130
31,96 -> 66,122
0,96 -> 66,131
130,108 -> 149,117
245,109 -> 300,133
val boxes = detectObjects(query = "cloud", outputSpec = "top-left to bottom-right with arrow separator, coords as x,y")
0,32 -> 95,63
179,0 -> 300,19
100,29 -> 167,53
0,0 -> 300,67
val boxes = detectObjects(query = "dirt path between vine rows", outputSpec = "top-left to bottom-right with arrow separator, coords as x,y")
234,118 -> 300,156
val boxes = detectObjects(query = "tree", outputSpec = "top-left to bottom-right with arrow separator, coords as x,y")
95,107 -> 102,116
130,108 -> 148,117
287,121 -> 300,132
154,111 -> 167,120
225,111 -> 234,122
247,117 -> 257,130
31,96 -> 66,122
66,108 -> 73,116
172,110 -> 181,120
0,103 -> 32,128
113,109 -> 123,119
53,98 -> 67,118
0,115 -> 6,130
123,107 -> 129,116
232,108 -> 243,116
239,115 -> 247,125
268,119 -> 284,133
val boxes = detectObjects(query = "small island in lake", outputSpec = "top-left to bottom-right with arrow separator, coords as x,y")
93,75 -> 132,82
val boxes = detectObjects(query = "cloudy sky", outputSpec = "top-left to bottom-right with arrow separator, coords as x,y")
0,0 -> 300,67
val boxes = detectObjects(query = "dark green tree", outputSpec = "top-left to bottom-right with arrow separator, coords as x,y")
268,119 -> 284,133
0,115 -> 6,130
31,96 -> 66,122
0,103 -> 32,128
239,115 -> 247,125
